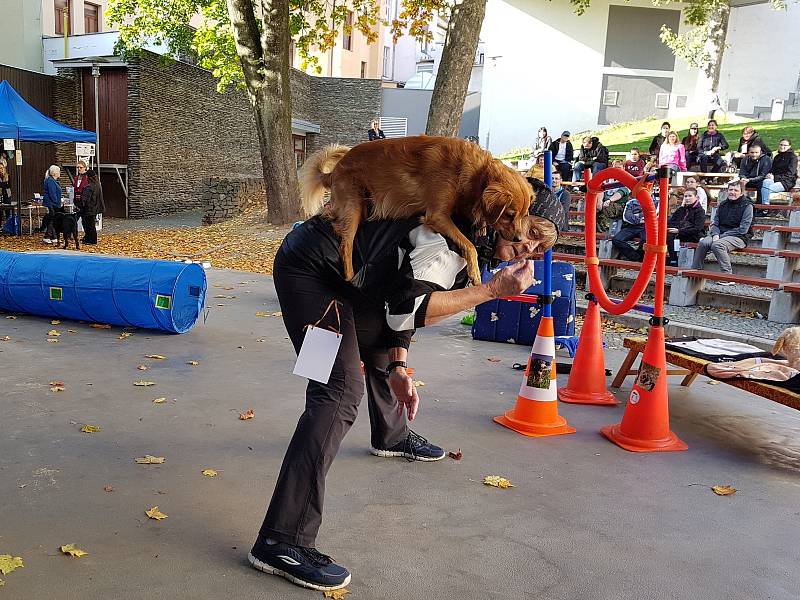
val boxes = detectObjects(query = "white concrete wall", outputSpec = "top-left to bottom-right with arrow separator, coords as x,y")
0,0 -> 45,72
717,2 -> 800,115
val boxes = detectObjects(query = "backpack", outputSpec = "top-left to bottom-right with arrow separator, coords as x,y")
622,199 -> 645,225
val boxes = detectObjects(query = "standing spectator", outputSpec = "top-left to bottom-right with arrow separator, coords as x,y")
698,119 -> 729,173
691,180 -> 752,282
683,175 -> 709,212
42,165 -> 63,244
739,144 -> 773,203
74,160 -> 89,207
732,126 -> 771,169
708,93 -> 722,120
367,119 -> 385,141
551,171 -> 571,232
624,148 -> 646,178
682,123 -> 700,170
77,169 -> 105,245
549,131 -> 573,182
572,136 -> 609,180
0,158 -> 10,202
666,188 -> 706,266
611,194 -> 647,261
658,131 -> 687,172
532,127 -> 552,160
761,138 -> 798,205
648,122 -> 671,158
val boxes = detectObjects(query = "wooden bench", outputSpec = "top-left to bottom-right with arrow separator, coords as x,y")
612,337 -> 800,412
680,242 -> 800,280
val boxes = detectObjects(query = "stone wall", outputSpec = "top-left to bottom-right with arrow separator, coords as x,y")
201,176 -> 265,225
51,69 -> 84,179
308,77 -> 382,154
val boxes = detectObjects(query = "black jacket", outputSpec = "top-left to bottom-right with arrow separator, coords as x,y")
698,131 -> 729,155
368,128 -> 386,141
739,153 -> 773,187
737,133 -> 771,157
769,150 -> 798,190
649,134 -> 665,156
548,139 -> 573,163
77,181 -> 105,215
577,137 -> 608,167
713,198 -> 753,243
667,204 -> 706,242
681,134 -> 699,154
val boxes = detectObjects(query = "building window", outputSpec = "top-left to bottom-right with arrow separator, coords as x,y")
360,61 -> 367,78
293,135 -> 306,169
343,11 -> 353,51
675,95 -> 688,108
727,98 -> 740,112
602,90 -> 619,106
654,93 -> 670,109
84,2 -> 100,33
383,46 -> 391,78
54,0 -> 71,35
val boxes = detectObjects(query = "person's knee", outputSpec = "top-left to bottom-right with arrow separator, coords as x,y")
710,240 -> 728,252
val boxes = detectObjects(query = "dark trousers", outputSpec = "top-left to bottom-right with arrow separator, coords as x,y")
698,153 -> 723,173
554,160 -> 572,182
258,255 -> 408,547
612,225 -> 645,261
81,213 -> 97,244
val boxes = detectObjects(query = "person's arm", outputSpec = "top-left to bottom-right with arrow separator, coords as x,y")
709,203 -> 721,237
649,137 -> 659,155
749,156 -> 772,187
379,129 -> 386,139
683,207 -> 706,238
722,204 -> 753,238
718,133 -> 729,152
678,146 -> 687,171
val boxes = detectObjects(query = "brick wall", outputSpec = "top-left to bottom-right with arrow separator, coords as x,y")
308,77 -> 382,154
52,69 -> 83,177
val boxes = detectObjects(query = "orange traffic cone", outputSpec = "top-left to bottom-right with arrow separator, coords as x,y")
600,326 -> 687,452
494,316 -> 576,437
558,300 -> 618,406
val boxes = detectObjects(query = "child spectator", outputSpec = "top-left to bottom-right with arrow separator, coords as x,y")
666,188 -> 706,266
611,195 -> 647,261
596,166 -> 630,232
683,175 -> 709,212
681,123 -> 700,170
761,138 -> 798,205
658,131 -> 687,172
624,148 -> 646,178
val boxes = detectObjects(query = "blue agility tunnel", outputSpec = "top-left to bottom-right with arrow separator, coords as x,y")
0,251 -> 207,333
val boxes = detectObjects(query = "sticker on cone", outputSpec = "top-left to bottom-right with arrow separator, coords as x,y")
494,316 -> 575,437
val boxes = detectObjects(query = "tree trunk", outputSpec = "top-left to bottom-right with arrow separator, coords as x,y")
426,0 -> 487,137
699,2 -> 730,109
226,0 -> 301,224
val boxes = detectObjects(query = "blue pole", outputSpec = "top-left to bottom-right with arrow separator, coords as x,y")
542,150 -> 553,318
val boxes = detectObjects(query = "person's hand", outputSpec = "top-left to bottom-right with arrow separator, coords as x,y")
486,260 -> 535,298
712,234 -> 720,242
766,173 -> 774,180
741,178 -> 748,186
389,367 -> 419,421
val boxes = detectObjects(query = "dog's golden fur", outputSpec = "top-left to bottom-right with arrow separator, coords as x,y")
773,327 -> 800,369
299,135 -> 534,284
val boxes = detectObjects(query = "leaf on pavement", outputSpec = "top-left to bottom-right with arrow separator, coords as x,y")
59,544 -> 88,558
483,475 -> 514,489
49,381 -> 65,392
89,323 -> 112,329
239,409 -> 255,420
323,590 -> 350,599
255,311 -> 269,317
0,554 -> 23,575
103,485 -> 114,492
152,397 -> 166,404
186,360 -> 199,366
272,311 -> 282,317
448,450 -> 463,461
145,354 -> 167,360
707,380 -> 721,385
80,425 -> 101,433
201,469 -> 218,477
413,380 -> 425,387
133,380 -> 156,387
145,506 -> 168,520
0,336 -> 10,341
118,332 -> 133,340
711,485 -> 737,496
487,356 -> 502,362
48,330 -> 61,337
5,315 -> 17,320
46,338 -> 59,343
135,455 -> 165,464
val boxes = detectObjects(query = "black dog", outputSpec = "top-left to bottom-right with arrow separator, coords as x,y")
47,212 -> 80,250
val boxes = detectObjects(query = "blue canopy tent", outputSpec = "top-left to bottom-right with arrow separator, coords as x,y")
0,80 -> 96,235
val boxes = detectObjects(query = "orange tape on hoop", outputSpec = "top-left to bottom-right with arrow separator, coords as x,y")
585,257 -> 600,266
642,244 -> 668,255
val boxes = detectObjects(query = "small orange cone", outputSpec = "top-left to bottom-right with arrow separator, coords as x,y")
558,300 -> 618,406
494,316 -> 575,437
600,326 -> 687,452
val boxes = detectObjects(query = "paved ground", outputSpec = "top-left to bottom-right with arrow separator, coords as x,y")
2,269 -> 800,599
101,210 -> 205,233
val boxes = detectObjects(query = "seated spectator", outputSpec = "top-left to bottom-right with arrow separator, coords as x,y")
367,119 -> 385,141
698,119 -> 729,173
690,180 -> 752,282
532,127 -> 552,161
648,121 -> 671,158
595,161 -> 630,232
611,195 -> 648,261
658,131 -> 687,172
549,131 -> 574,182
551,171 -> 571,232
624,148 -> 646,178
666,188 -> 706,266
738,144 -> 773,203
683,175 -> 709,212
761,138 -> 798,205
732,126 -> 771,169
681,123 -> 700,170
573,136 -> 609,181
526,153 -> 546,181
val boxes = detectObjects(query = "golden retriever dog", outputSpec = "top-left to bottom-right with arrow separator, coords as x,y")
299,135 -> 534,285
773,327 -> 800,369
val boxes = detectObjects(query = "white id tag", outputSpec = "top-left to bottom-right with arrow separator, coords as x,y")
673,239 -> 681,252
293,326 -> 342,384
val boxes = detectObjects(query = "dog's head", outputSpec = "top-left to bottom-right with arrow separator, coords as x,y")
481,164 -> 533,242
774,327 -> 800,369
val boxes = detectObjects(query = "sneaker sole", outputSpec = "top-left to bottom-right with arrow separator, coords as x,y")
369,447 -> 446,461
248,552 -> 351,591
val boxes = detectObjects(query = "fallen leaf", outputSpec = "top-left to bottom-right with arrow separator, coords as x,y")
59,544 -> 88,558
0,336 -> 10,341
255,311 -> 269,317
707,380 -> 721,385
483,475 -> 514,489
448,450 -> 463,461
152,397 -> 166,404
49,381 -> 65,392
145,506 -> 168,520
133,380 -> 156,387
201,469 -> 218,477
186,360 -> 199,366
51,320 -> 61,325
256,338 -> 265,343
89,323 -> 112,329
271,311 -> 282,317
239,409 -> 255,420
216,303 -> 225,307
137,364 -> 148,371
47,330 -> 61,337
103,485 -> 114,492
0,554 -> 23,575
712,485 -> 737,496
145,354 -> 167,360
5,315 -> 17,320
213,295 -> 235,299
67,329 -> 78,334
118,332 -> 133,340
135,455 -> 165,464
323,590 -> 350,599
487,356 -> 502,363
46,339 -> 59,343
413,380 -> 426,387
80,425 -> 101,433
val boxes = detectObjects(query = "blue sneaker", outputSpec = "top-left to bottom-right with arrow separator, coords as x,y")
248,539 -> 351,591
370,430 -> 446,461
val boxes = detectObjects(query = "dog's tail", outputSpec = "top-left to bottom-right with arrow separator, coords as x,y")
299,144 -> 351,217
773,332 -> 786,357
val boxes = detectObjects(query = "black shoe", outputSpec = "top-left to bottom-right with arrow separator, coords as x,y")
370,430 -> 446,461
248,539 -> 351,591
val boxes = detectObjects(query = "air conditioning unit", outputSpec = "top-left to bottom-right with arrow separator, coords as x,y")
379,117 -> 408,138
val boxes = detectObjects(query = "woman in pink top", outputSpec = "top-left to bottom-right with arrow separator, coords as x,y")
658,131 -> 687,171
